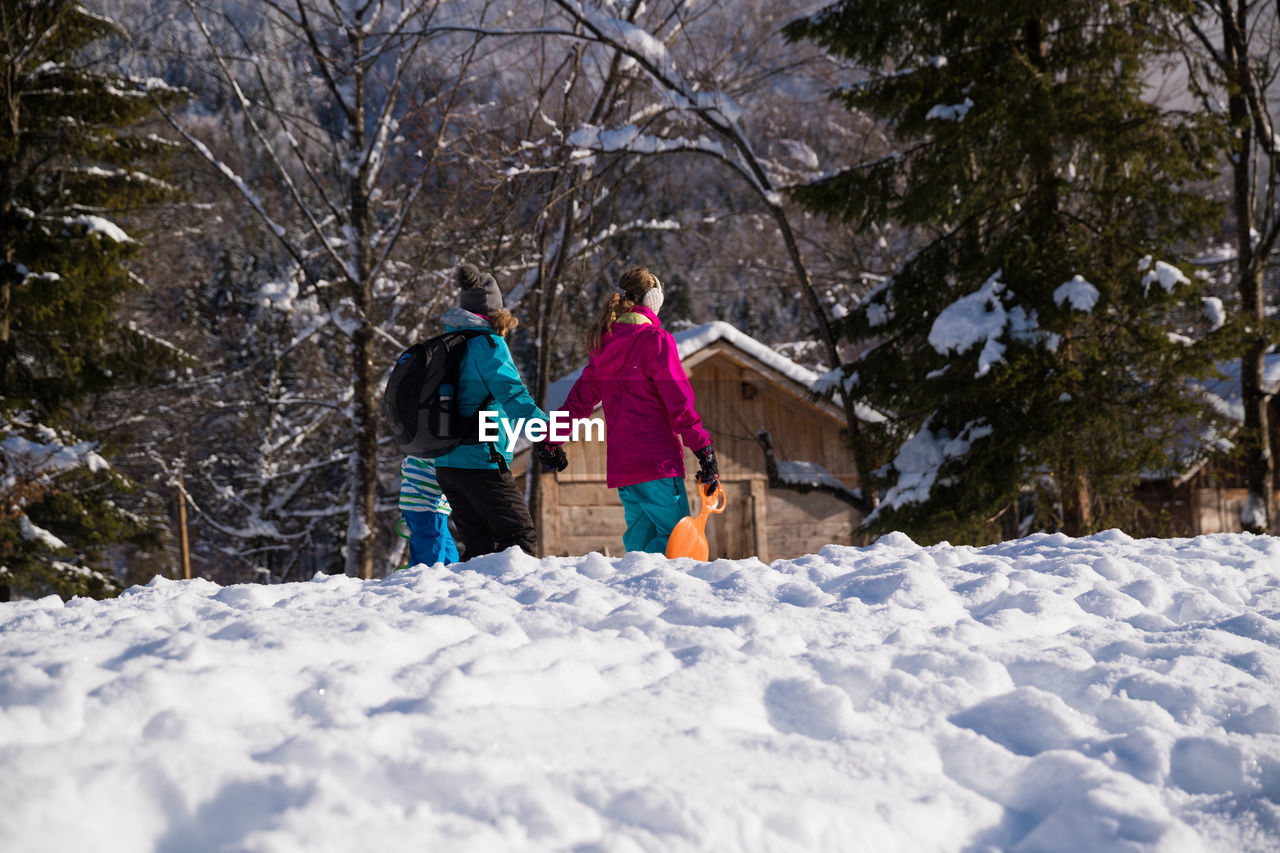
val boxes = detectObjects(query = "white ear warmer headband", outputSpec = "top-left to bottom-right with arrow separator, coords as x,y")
641,281 -> 664,314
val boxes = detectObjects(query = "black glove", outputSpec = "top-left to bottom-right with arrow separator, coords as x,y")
693,444 -> 718,495
537,442 -> 568,472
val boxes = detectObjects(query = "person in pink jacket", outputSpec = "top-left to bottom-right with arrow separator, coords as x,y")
557,267 -> 718,553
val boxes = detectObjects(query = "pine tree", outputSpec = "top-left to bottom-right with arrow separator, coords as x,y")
785,1 -> 1229,543
0,0 -> 184,599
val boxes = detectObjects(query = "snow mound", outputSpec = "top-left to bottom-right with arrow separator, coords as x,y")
3,533 -> 1280,851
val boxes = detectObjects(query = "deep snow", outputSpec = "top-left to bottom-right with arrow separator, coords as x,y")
2,531 -> 1279,852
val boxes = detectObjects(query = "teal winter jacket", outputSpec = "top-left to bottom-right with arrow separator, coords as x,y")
434,307 -> 548,470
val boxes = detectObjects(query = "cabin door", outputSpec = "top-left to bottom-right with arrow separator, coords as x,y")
704,479 -> 754,560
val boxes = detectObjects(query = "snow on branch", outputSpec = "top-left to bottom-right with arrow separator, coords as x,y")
504,215 -> 681,309
567,123 -> 727,159
64,214 -> 133,243
123,321 -> 199,363
867,417 -> 992,523
549,0 -> 770,196
832,55 -> 952,96
2,417 -> 113,550
155,112 -> 287,242
1138,256 -> 1191,295
568,216 -> 680,257
2,420 -> 110,483
1053,275 -> 1100,312
928,271 -> 1043,378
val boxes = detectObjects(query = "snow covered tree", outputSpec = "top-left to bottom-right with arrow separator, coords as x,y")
785,0 -> 1230,542
137,0 -> 532,579
0,0 -> 185,599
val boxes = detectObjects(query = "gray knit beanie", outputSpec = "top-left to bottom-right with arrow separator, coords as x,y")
456,263 -> 503,315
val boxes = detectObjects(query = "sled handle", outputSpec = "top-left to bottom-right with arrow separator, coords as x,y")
701,484 -> 727,514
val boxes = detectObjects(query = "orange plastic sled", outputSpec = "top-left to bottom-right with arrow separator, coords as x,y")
665,482 -> 727,561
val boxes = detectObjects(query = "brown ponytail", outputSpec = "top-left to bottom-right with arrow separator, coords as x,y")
586,293 -> 629,354
585,267 -> 660,354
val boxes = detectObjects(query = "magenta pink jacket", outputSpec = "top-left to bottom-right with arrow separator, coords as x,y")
561,306 -> 712,488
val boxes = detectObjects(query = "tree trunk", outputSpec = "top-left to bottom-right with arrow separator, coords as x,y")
1225,13 -> 1273,534
1240,269 -> 1272,534
1,94 -> 14,388
527,260 -> 551,554
769,204 -> 875,517
346,29 -> 377,579
550,0 -> 875,516
1060,465 -> 1091,537
1,94 -> 14,602
527,186 -> 578,555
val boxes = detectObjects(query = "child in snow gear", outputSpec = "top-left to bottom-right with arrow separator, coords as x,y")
398,456 -> 458,566
434,263 -> 552,560
559,267 -> 717,554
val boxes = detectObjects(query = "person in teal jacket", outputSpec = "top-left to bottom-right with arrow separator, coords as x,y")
434,263 -> 562,559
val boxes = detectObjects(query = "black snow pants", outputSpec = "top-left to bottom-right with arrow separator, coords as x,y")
436,466 -> 537,560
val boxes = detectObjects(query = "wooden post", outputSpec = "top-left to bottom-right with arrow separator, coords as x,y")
1189,480 -> 1201,536
541,469 -> 562,556
751,478 -> 769,564
176,476 -> 191,580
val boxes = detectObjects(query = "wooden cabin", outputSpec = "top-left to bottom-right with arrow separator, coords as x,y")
1139,355 -> 1280,535
511,322 -> 864,560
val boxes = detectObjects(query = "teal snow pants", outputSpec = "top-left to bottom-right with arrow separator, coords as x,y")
617,476 -> 691,554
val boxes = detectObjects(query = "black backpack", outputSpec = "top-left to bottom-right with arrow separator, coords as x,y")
381,329 -> 496,457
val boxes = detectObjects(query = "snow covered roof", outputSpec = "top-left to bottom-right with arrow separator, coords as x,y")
673,321 -> 821,386
541,321 -> 825,413
1199,353 -> 1280,423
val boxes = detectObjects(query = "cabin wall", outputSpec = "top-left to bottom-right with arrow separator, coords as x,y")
687,354 -> 859,483
1134,481 -> 1196,537
1192,487 -> 1249,535
1181,483 -> 1280,535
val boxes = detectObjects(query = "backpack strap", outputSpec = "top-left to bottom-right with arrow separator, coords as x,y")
458,328 -> 499,347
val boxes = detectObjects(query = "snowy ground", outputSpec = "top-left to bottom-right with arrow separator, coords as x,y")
3,532 -> 1280,852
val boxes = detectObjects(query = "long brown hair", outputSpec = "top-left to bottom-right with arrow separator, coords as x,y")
585,267 -> 659,353
490,309 -> 519,337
